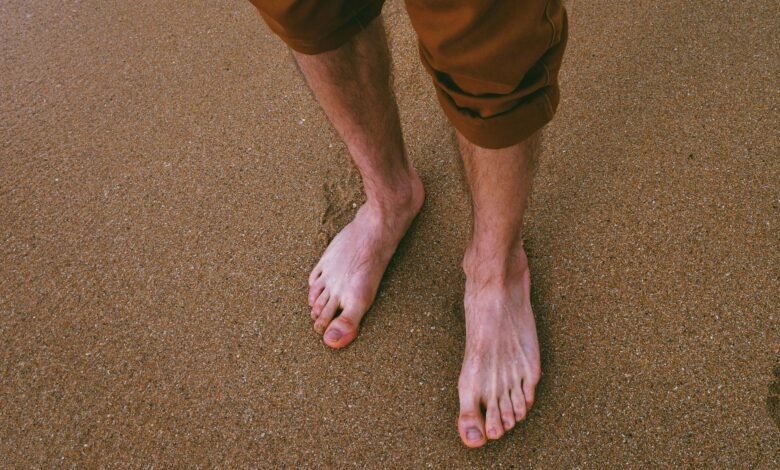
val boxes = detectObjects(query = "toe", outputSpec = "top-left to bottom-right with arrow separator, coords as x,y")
308,281 -> 325,307
510,388 -> 527,422
313,295 -> 339,334
485,399 -> 504,440
322,307 -> 361,349
457,394 -> 487,448
308,266 -> 322,287
522,374 -> 539,410
499,393 -> 516,431
311,290 -> 329,319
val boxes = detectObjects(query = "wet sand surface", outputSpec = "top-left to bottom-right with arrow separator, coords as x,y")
1,0 -> 778,466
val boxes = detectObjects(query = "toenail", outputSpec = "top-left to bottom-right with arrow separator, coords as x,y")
466,428 -> 482,443
324,329 -> 342,342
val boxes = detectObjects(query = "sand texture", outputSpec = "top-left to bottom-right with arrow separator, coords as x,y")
1,0 -> 778,467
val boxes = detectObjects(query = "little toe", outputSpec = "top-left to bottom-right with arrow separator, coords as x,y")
485,400 -> 504,440
313,295 -> 339,334
322,307 -> 361,349
510,388 -> 527,422
522,375 -> 539,410
457,396 -> 487,448
308,266 -> 322,287
499,393 -> 516,431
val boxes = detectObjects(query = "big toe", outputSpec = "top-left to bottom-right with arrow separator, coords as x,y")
322,313 -> 359,349
458,411 -> 487,448
457,393 -> 487,448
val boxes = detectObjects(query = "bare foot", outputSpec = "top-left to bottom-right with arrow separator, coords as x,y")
307,169 -> 424,349
457,244 -> 541,448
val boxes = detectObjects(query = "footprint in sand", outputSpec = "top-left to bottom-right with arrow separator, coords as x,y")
318,166 -> 363,246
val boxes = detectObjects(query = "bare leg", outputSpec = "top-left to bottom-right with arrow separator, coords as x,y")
295,18 -> 424,349
456,131 -> 542,448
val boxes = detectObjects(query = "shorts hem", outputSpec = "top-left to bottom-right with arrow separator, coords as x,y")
438,85 -> 560,149
259,0 -> 385,55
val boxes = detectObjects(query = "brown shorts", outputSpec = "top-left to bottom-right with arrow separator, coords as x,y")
248,0 -> 568,149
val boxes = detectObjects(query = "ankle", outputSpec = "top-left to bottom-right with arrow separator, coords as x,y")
364,166 -> 424,215
462,237 -> 529,284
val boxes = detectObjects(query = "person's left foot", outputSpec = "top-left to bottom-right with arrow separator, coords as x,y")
456,243 -> 541,448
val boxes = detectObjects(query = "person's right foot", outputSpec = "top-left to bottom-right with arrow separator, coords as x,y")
456,243 -> 541,448
308,168 -> 424,349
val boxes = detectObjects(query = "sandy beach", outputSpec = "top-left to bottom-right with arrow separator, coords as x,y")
1,0 -> 778,466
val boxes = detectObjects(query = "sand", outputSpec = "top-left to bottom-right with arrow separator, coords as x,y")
1,0 -> 778,467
